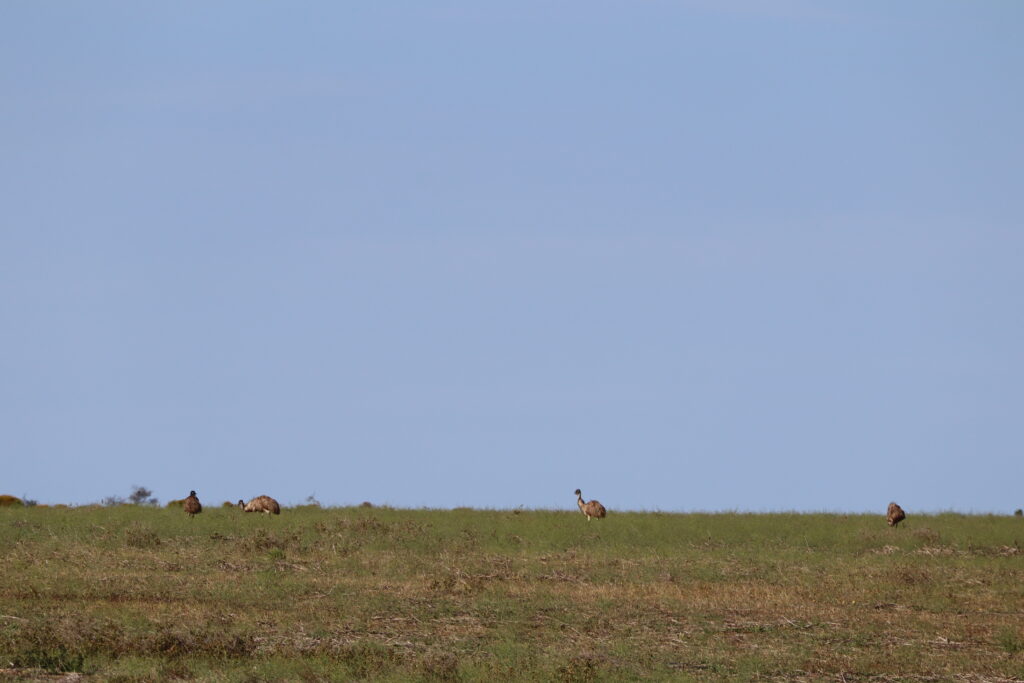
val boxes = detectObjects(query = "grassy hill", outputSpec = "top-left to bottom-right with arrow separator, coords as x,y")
1,505 -> 1022,681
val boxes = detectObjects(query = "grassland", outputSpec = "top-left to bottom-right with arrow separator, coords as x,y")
0,505 -> 1022,681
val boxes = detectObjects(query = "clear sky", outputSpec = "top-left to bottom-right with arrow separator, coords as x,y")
2,2 -> 1022,512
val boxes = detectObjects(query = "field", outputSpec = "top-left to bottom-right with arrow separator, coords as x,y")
1,505 -> 1022,681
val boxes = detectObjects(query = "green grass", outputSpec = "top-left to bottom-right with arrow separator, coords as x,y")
1,506 -> 1022,681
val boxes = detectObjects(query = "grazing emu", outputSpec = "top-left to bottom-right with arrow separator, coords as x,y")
887,502 -> 906,528
575,489 -> 606,521
238,495 -> 281,515
183,491 -> 202,517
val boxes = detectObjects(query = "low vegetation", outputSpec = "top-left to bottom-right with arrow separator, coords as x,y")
0,506 -> 1022,681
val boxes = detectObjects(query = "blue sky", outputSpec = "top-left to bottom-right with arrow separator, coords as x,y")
3,2 -> 1022,512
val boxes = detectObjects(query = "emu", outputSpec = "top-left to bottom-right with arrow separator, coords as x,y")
183,491 -> 202,517
887,502 -> 906,528
238,495 -> 281,515
575,488 -> 606,521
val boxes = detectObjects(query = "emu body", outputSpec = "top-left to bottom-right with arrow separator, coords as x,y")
239,495 -> 281,515
887,502 -> 906,528
575,488 -> 606,521
183,491 -> 202,517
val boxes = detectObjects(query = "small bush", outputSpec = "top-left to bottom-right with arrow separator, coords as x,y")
0,494 -> 25,507
166,499 -> 185,508
1015,509 -> 1022,517
222,501 -> 237,508
128,486 -> 158,506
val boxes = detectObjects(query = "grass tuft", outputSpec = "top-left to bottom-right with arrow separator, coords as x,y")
124,523 -> 161,548
10,646 -> 86,673
997,627 -> 1024,655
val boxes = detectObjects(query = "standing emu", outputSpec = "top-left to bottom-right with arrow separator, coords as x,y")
575,489 -> 606,521
238,495 -> 281,515
183,491 -> 202,517
887,502 -> 906,528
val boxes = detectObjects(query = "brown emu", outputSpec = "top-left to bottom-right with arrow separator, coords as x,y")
575,489 -> 606,521
238,495 -> 281,515
887,502 -> 906,528
183,491 -> 202,517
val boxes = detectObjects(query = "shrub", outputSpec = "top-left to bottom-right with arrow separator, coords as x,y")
166,499 -> 185,508
104,485 -> 158,507
1015,509 -> 1022,517
0,494 -> 25,507
128,486 -> 158,506
222,501 -> 237,508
